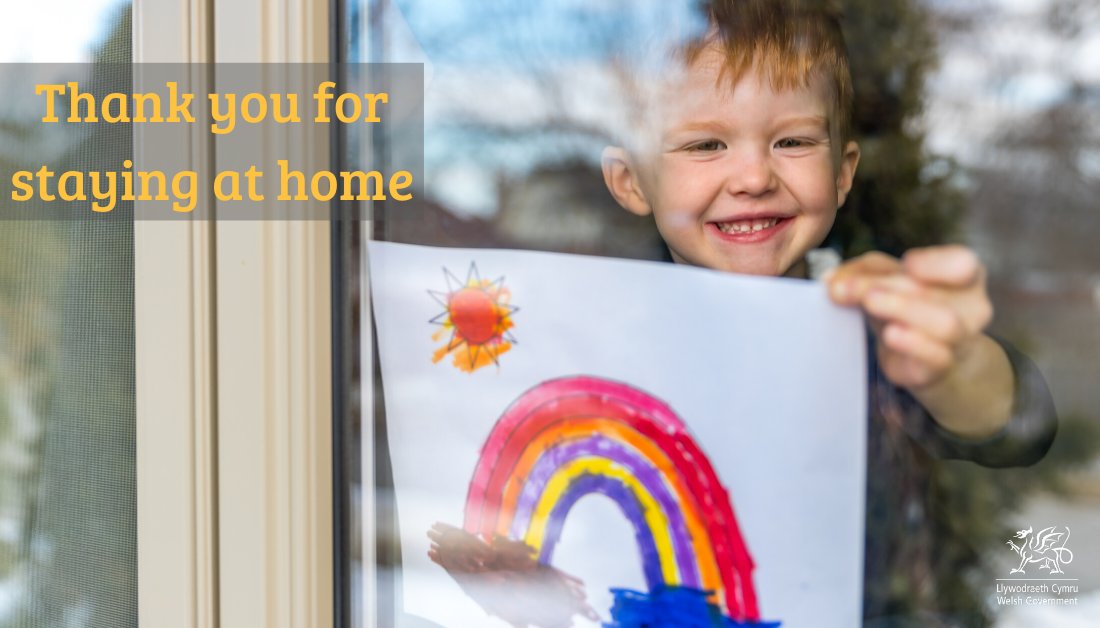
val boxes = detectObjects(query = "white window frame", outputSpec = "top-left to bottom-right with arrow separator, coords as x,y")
134,1 -> 334,627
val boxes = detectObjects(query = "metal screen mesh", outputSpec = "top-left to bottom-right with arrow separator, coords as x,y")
0,7 -> 135,627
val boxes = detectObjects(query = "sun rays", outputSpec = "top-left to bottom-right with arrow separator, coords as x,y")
429,263 -> 518,372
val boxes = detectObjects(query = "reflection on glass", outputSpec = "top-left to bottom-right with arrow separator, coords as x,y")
344,1 -> 1100,626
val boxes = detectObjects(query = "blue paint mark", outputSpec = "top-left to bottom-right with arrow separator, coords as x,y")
603,587 -> 781,628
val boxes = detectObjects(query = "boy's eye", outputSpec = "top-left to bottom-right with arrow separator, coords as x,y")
775,137 -> 806,149
686,139 -> 725,152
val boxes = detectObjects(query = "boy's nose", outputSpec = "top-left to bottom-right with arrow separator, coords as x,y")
724,149 -> 776,197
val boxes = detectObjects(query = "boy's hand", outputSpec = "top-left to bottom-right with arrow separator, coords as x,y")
826,245 -> 990,390
825,245 -> 1013,438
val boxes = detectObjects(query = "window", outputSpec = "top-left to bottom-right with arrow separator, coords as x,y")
344,1 -> 1100,626
0,3 -> 135,627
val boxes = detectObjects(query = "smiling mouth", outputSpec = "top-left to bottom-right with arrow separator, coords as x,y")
714,217 -> 787,235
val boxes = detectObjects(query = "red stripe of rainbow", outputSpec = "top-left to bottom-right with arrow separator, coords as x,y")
462,376 -> 761,621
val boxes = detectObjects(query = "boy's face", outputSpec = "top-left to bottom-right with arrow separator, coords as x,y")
604,51 -> 860,277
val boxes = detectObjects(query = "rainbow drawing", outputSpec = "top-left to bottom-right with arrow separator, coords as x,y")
463,375 -> 767,623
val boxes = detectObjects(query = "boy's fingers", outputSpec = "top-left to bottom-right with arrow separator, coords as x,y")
830,251 -> 902,281
879,324 -> 954,388
863,289 -> 967,345
902,245 -> 983,287
862,274 -> 923,296
828,265 -> 919,305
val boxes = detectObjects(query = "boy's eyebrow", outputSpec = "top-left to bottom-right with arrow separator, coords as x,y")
664,115 -> 831,137
773,114 -> 829,130
663,120 -> 732,136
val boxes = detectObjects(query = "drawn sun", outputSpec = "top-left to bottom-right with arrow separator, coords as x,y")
429,263 -> 518,372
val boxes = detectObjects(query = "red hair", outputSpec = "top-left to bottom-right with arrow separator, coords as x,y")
682,0 -> 854,144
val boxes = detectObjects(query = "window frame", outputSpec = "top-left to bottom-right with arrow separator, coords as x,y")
134,1 -> 334,626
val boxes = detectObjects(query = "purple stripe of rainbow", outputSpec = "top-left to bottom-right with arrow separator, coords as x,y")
509,434 -> 701,588
538,473 -> 665,589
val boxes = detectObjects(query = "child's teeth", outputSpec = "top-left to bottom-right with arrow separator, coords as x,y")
719,218 -> 779,234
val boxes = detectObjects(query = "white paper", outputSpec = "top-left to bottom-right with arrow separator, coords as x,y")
368,241 -> 867,628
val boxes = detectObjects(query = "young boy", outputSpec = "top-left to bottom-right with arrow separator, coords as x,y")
600,0 -> 1056,620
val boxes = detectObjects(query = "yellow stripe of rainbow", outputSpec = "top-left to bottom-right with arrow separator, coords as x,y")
524,456 -> 680,584
496,417 -> 722,596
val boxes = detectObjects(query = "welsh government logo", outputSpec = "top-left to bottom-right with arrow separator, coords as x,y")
1005,526 -> 1074,575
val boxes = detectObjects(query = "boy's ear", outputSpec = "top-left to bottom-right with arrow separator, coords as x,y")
835,140 -> 861,207
601,146 -> 653,217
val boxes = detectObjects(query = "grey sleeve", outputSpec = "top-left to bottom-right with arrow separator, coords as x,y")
875,336 -> 1057,468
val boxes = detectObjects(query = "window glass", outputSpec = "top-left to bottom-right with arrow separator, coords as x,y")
340,1 -> 1100,626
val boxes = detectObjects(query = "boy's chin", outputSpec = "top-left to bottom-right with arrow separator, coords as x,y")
672,251 -> 803,278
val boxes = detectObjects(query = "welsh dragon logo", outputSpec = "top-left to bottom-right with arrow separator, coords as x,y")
1005,526 -> 1074,575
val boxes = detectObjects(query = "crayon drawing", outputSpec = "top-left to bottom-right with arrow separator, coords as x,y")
428,262 -> 518,373
429,375 -> 780,627
368,241 -> 867,628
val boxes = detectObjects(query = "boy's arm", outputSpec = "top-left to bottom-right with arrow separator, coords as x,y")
827,246 -> 1055,457
900,331 -> 1014,439
871,331 -> 1057,467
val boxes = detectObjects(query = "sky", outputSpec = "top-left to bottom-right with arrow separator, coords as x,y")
382,0 -> 1098,215
923,0 -> 1099,161
0,0 -> 128,63
1,0 -> 1093,203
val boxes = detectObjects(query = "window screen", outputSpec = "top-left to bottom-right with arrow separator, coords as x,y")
0,6 -> 135,627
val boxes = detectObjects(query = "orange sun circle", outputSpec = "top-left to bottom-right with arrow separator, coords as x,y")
450,287 -> 499,345
429,263 -> 518,372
